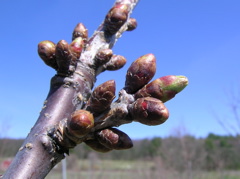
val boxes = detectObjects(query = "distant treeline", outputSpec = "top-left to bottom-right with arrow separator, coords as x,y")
1,133 -> 240,171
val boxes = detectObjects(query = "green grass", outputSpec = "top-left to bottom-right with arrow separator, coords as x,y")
46,159 -> 240,179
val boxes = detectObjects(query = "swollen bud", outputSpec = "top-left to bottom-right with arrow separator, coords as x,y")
72,23 -> 88,43
105,55 -> 126,71
67,110 -> 94,138
104,4 -> 129,35
69,37 -> 84,61
95,49 -> 113,66
88,80 -> 116,114
85,139 -> 112,153
135,75 -> 188,102
38,40 -> 57,70
126,18 -> 137,31
129,97 -> 169,126
55,40 -> 71,74
125,54 -> 156,93
96,128 -> 133,150
156,75 -> 188,102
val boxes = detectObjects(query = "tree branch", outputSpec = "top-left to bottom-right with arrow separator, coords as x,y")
3,1 -> 139,178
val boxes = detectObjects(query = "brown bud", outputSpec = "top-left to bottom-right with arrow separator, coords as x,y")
55,40 -> 71,74
72,23 -> 88,42
88,80 -> 116,114
135,75 -> 188,102
85,139 -> 112,153
38,40 -> 57,70
129,97 -> 169,126
125,54 -> 156,94
95,49 -> 113,66
96,128 -> 133,150
67,110 -> 94,138
104,4 -> 129,35
105,55 -> 126,71
126,18 -> 137,31
69,37 -> 84,61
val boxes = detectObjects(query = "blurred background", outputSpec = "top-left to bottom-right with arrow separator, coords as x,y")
0,0 -> 240,178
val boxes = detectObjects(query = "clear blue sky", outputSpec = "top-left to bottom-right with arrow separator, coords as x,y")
0,0 -> 240,139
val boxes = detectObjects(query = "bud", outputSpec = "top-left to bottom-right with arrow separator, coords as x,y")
72,23 -> 88,43
135,75 -> 188,102
126,18 -> 137,31
95,49 -> 113,66
67,110 -> 94,138
156,75 -> 188,102
69,37 -> 84,61
85,139 -> 112,153
125,54 -> 156,93
88,80 -> 116,114
104,4 -> 129,35
129,97 -> 169,126
96,128 -> 133,150
105,55 -> 126,71
38,40 -> 57,70
55,40 -> 71,74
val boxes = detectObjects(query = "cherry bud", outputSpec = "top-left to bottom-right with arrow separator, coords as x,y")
126,18 -> 137,31
104,4 -> 129,35
88,80 -> 116,114
105,55 -> 126,71
135,75 -> 188,102
38,40 -> 57,70
95,49 -> 113,66
55,40 -> 71,74
129,97 -> 169,126
67,110 -> 94,138
69,37 -> 84,61
96,128 -> 133,150
125,54 -> 156,93
72,23 -> 88,43
85,139 -> 112,153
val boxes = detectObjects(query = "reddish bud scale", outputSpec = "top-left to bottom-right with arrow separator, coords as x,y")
104,4 -> 129,35
89,80 -> 116,114
126,18 -> 137,31
105,55 -> 126,71
125,54 -> 156,94
38,40 -> 58,70
72,23 -> 88,42
95,49 -> 113,66
85,139 -> 112,153
69,37 -> 84,61
96,128 -> 133,150
129,97 -> 169,126
67,110 -> 94,138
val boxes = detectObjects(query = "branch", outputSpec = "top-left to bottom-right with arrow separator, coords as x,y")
3,1 -> 139,178
2,0 -> 188,178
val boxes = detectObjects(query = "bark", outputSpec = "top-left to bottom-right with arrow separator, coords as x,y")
3,0 -> 139,178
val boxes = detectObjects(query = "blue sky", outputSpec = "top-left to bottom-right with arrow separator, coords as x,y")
0,0 -> 240,139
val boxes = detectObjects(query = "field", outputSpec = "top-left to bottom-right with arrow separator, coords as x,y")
46,159 -> 240,179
